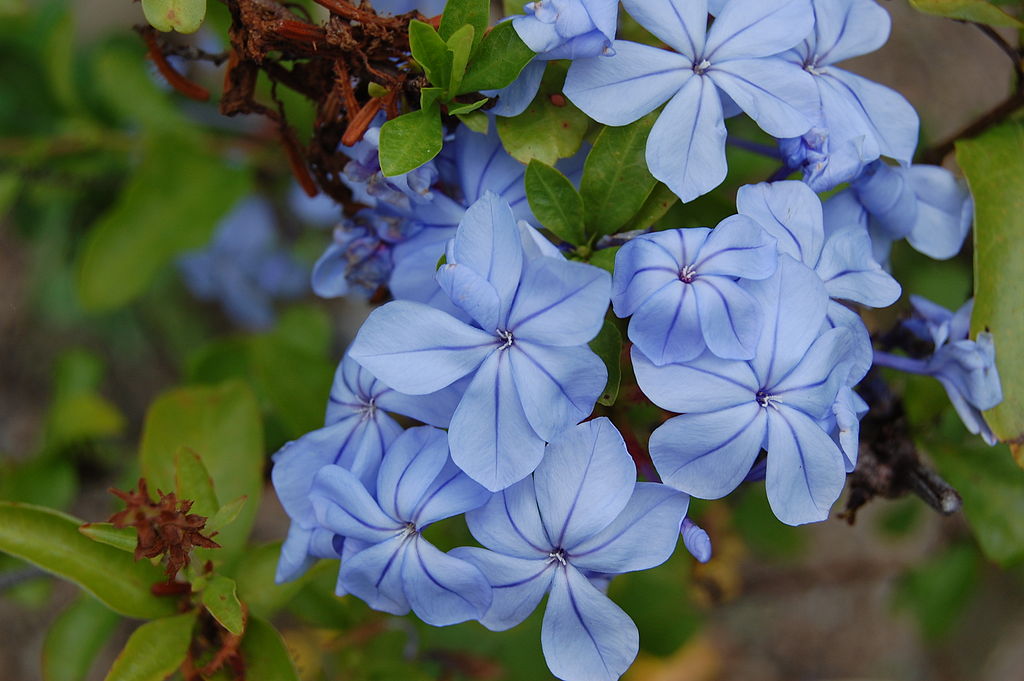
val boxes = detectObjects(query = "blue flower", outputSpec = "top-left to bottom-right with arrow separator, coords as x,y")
824,160 -> 973,262
564,0 -> 817,201
635,257 -> 862,526
778,0 -> 919,189
178,196 -> 308,330
874,297 -> 1003,445
514,0 -> 618,60
350,193 -> 610,491
681,518 -> 712,563
611,217 -> 777,365
452,418 -> 690,681
310,426 -> 493,625
272,353 -> 464,582
288,182 -> 341,228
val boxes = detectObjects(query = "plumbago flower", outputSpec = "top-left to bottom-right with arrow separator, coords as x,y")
635,257 -> 865,525
310,426 -> 493,625
564,0 -> 817,201
875,297 -> 1003,445
311,207 -> 416,298
452,418 -> 690,681
350,192 -> 610,491
824,160 -> 973,263
611,216 -> 778,365
779,0 -> 919,190
272,353 -> 464,582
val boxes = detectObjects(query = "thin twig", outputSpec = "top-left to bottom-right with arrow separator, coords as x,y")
973,22 -> 1024,90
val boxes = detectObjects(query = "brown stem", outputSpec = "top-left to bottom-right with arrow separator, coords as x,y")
139,27 -> 211,102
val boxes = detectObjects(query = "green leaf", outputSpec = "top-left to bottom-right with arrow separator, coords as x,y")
104,612 -> 197,681
232,542 -> 307,618
0,502 -> 173,619
79,523 -> 137,553
175,447 -> 219,519
909,0 -> 1024,27
93,44 -> 190,134
446,24 -> 476,96
456,110 -> 489,134
409,20 -> 452,91
588,246 -> 619,274
439,0 -> 489,51
525,159 -> 586,245
46,350 -> 124,447
0,172 -> 19,219
379,103 -> 443,177
43,596 -> 121,681
447,98 -> 488,115
957,121 -> 1024,460
589,320 -> 622,407
495,62 -> 589,165
76,135 -> 249,311
580,113 -> 659,237
141,0 -> 207,33
623,182 -> 680,231
459,20 -> 535,94
202,575 -> 245,635
241,617 -> 300,681
139,381 -> 263,559
206,495 -> 248,535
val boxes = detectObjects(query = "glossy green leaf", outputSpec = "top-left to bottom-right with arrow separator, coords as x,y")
459,20 -> 535,94
76,136 -> 249,311
623,182 -> 679,231
141,0 -> 207,33
446,24 -> 476,96
409,20 -> 451,91
447,98 -> 488,115
79,523 -> 137,553
581,113 -> 659,237
175,447 -> 219,519
909,0 -> 1024,27
439,0 -> 489,51
588,245 -> 619,274
525,159 -> 586,245
202,575 -> 245,635
104,612 -> 197,681
139,381 -> 263,559
43,596 -> 121,681
589,320 -> 623,407
241,617 -> 300,681
496,62 -> 589,165
0,502 -> 173,619
379,103 -> 443,177
957,121 -> 1024,461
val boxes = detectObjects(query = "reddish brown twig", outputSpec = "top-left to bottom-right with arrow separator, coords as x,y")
139,27 -> 211,101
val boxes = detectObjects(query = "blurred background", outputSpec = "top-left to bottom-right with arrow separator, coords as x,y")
2,1 -> 1023,680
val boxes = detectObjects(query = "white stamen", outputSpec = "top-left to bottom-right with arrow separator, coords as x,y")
497,329 -> 515,350
679,264 -> 698,283
548,549 -> 568,566
693,59 -> 712,75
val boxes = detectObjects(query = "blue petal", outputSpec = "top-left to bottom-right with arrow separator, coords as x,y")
374,377 -> 468,429
695,214 -> 777,279
507,257 -> 611,346
708,58 -> 815,138
736,181 -> 825,265
825,300 -> 873,384
510,341 -> 607,441
486,59 -> 546,118
412,458 -> 492,526
437,262 -> 502,331
375,426 -> 449,523
534,418 -> 636,548
765,407 -> 847,525
694,276 -> 764,360
466,478 -> 552,558
541,565 -> 639,681
349,300 -> 496,394
629,279 -> 705,365
610,234 -> 683,318
632,346 -> 757,413
310,241 -> 351,298
808,0 -> 891,64
448,350 -> 546,491
649,405 -> 767,498
337,535 -> 411,615
816,225 -> 901,307
276,524 -> 318,583
832,385 -> 868,472
620,0 -> 707,58
310,465 -> 402,542
705,0 -> 814,61
450,547 -> 555,631
646,74 -> 728,202
513,15 -> 564,54
770,327 -> 856,419
825,69 -> 918,164
454,126 -> 533,222
564,41 -> 692,126
402,538 -> 492,626
681,518 -> 713,563
904,165 -> 972,260
451,193 -> 525,321
569,482 -> 689,573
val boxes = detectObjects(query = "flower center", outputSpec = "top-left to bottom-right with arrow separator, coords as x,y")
547,548 -> 568,566
679,264 -> 698,283
497,329 -> 515,350
400,521 -> 418,538
804,57 -> 826,76
359,397 -> 378,420
693,59 -> 712,75
755,389 -> 782,409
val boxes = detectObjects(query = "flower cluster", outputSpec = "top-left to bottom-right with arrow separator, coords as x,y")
270,1 -> 1003,679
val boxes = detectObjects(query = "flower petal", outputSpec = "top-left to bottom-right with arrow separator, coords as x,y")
508,257 -> 611,346
905,165 -> 972,260
569,482 -> 689,573
705,0 -> 813,61
649,405 -> 766,498
620,0 -> 707,58
413,458 -> 492,526
694,276 -> 764,360
824,68 -> 918,165
337,535 -> 411,615
808,0 -> 891,65
466,477 -> 552,558
450,547 -> 555,631
611,234 -> 684,318
375,426 -> 449,523
628,279 -> 705,365
534,418 -> 636,548
350,300 -> 496,394
310,465 -> 402,542
770,327 -> 855,419
736,181 -> 825,265
402,538 -> 492,626
632,346 -> 757,413
817,225 -> 901,307
437,261 -> 502,331
694,214 -> 778,279
541,565 -> 639,681
708,58 -> 815,138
